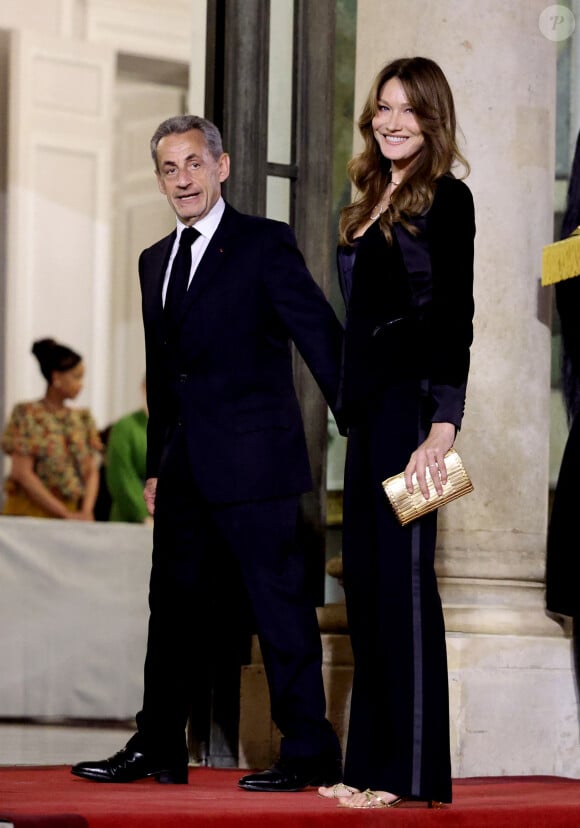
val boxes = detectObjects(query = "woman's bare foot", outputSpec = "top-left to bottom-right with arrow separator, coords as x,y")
317,782 -> 360,799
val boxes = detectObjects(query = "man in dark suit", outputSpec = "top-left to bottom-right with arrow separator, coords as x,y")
71,115 -> 344,792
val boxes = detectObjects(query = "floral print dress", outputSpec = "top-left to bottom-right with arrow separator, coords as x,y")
1,401 -> 103,517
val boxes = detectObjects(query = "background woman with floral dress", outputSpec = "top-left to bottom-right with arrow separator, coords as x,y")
1,338 -> 102,520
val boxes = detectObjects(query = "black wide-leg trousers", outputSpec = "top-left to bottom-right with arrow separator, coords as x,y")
341,380 -> 452,803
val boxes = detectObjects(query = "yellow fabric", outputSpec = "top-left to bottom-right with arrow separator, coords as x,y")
542,228 -> 580,286
2,483 -> 79,518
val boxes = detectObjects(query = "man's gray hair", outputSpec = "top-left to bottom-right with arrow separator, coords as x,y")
150,115 -> 224,169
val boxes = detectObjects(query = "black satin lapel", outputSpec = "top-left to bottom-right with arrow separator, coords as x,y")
393,217 -> 432,310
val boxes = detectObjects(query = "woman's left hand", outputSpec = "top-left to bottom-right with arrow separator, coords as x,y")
404,422 -> 456,499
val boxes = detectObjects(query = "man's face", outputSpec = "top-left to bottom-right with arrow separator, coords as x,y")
155,129 -> 230,225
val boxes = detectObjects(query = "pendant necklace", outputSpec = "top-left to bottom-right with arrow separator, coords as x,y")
370,178 -> 401,221
370,200 -> 387,221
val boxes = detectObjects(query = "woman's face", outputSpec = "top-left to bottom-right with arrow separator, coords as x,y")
53,362 -> 85,400
371,77 -> 425,171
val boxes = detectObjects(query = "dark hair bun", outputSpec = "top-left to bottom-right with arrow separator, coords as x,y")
32,338 -> 82,382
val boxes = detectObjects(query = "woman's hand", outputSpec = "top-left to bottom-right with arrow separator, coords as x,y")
404,422 -> 456,499
9,453 -> 73,518
72,507 -> 95,521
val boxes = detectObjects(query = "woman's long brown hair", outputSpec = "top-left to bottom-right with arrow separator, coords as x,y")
339,56 -> 470,245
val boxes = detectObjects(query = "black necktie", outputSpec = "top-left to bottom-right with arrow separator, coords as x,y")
164,226 -> 200,324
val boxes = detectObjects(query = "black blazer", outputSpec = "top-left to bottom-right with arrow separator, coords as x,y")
339,175 -> 475,431
139,202 -> 343,505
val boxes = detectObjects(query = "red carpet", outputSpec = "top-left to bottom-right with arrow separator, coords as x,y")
1,767 -> 580,828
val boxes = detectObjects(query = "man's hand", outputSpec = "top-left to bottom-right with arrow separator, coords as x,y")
144,477 -> 158,516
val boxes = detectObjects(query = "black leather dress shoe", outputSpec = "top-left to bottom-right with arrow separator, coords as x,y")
238,755 -> 342,792
70,745 -> 188,784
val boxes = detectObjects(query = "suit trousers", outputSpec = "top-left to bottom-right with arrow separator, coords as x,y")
135,424 -> 339,763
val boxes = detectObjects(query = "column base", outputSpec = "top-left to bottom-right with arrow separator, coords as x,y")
238,620 -> 580,777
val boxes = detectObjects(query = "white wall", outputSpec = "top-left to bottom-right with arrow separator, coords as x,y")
0,0 -> 206,427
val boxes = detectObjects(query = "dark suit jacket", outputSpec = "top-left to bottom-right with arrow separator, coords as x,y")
139,202 -> 343,505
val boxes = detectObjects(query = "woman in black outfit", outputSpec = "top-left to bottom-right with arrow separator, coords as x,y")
319,56 -> 475,809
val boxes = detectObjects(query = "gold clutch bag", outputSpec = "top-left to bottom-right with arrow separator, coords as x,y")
382,448 -> 474,526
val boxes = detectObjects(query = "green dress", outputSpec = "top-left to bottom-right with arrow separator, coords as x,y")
105,409 -> 149,523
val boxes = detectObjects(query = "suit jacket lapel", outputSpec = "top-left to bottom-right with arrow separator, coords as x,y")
176,205 -> 241,321
146,231 -> 175,328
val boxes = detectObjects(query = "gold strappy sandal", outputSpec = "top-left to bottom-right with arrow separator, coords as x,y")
338,789 -> 445,809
